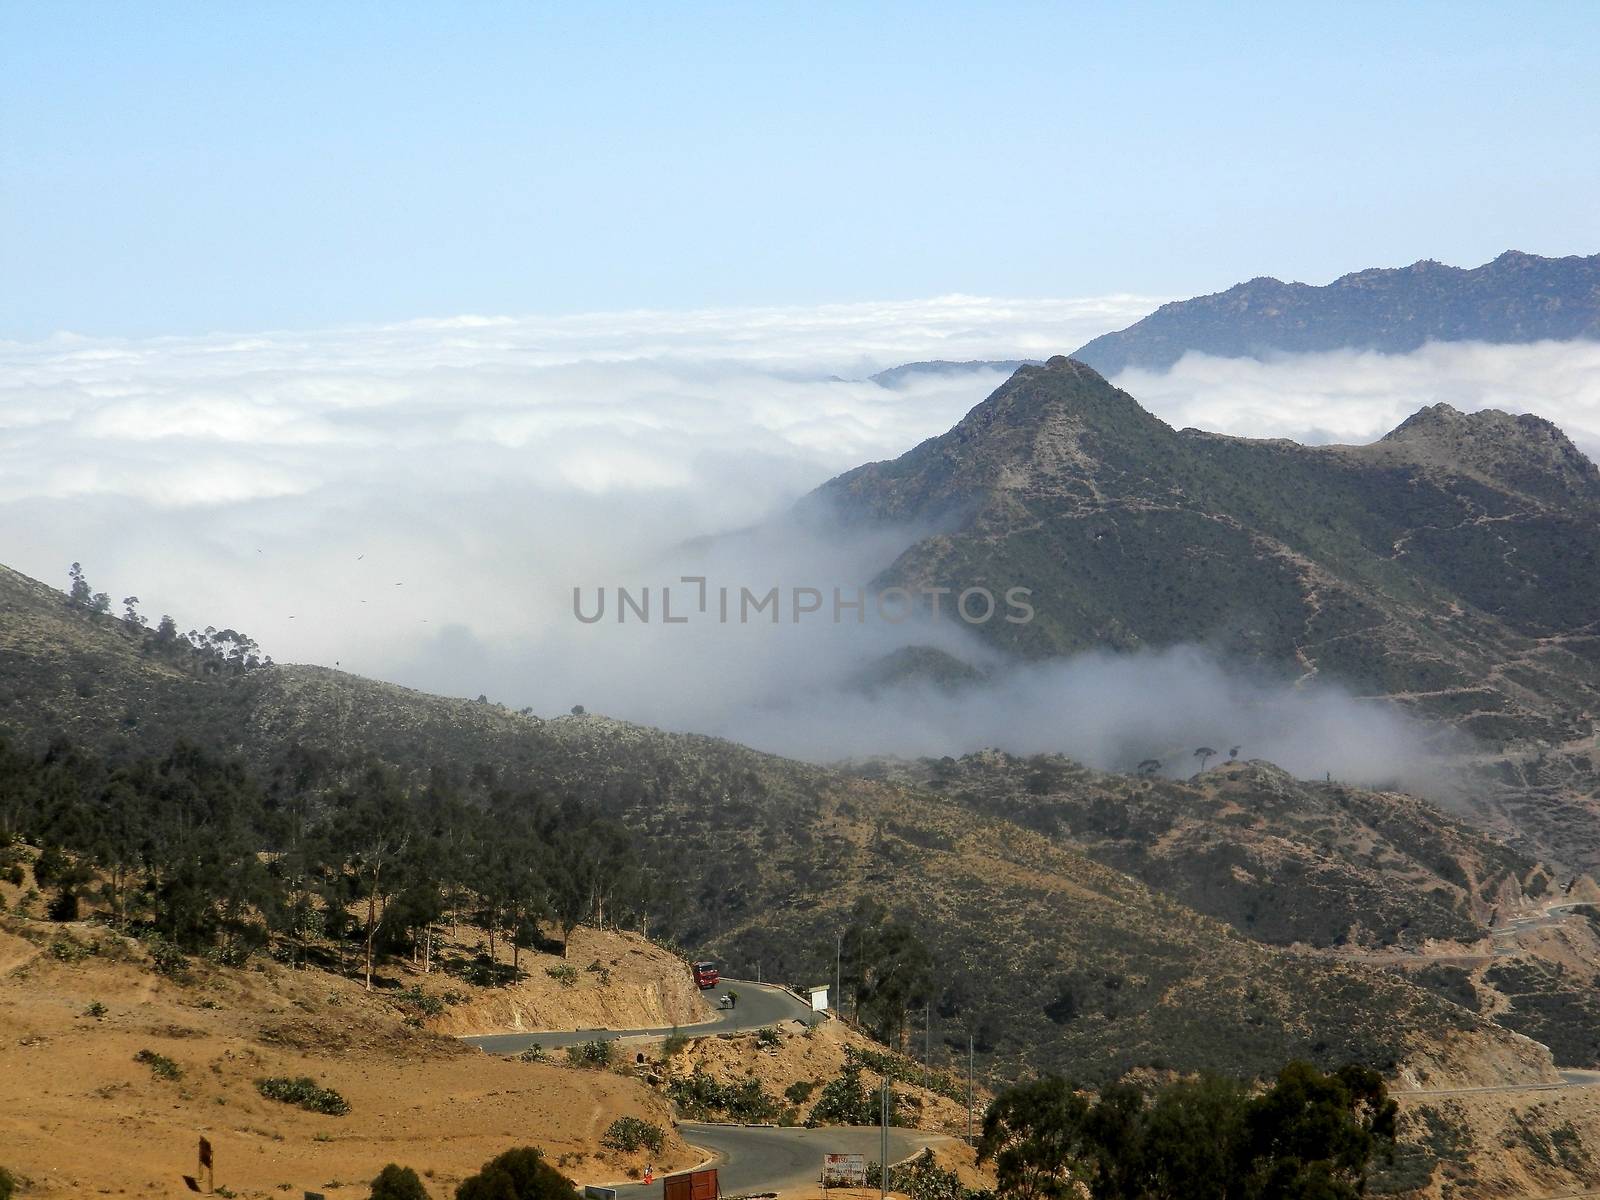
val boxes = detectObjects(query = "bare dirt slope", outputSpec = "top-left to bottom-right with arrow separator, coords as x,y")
417,925 -> 710,1037
0,917 -> 697,1199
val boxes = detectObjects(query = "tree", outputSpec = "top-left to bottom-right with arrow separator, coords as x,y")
67,563 -> 91,608
456,1147 -> 580,1200
838,897 -> 934,1048
979,1076 -> 1091,1200
981,1064 -> 1394,1200
330,765 -> 413,990
1237,1062 -> 1396,1200
1136,759 -> 1162,779
122,596 -> 147,627
1193,747 -> 1217,772
370,1163 -> 430,1200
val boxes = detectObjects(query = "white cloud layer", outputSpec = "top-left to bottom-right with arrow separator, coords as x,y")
2,297 -> 1596,782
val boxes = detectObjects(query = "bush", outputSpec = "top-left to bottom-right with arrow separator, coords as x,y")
0,1166 -> 15,1200
135,1049 -> 183,1080
370,1163 -> 430,1200
49,935 -> 89,963
667,1071 -> 780,1123
662,1028 -> 689,1057
546,965 -> 578,987
757,1027 -> 781,1048
255,1076 -> 350,1115
602,1117 -> 665,1155
566,1040 -> 614,1069
456,1146 -> 581,1200
84,1000 -> 108,1019
785,1080 -> 817,1105
808,1064 -> 903,1127
140,933 -> 188,978
46,888 -> 79,922
397,986 -> 445,1017
518,1044 -> 548,1063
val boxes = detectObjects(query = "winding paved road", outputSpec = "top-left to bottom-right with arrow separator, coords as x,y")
461,978 -> 817,1055
464,981 -> 934,1195
613,1123 -> 950,1199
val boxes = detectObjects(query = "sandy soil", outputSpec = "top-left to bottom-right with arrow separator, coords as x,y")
418,925 -> 710,1036
1397,1087 -> 1600,1198
0,918 -> 698,1199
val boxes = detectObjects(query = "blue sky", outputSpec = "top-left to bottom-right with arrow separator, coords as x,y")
3,1 -> 1598,338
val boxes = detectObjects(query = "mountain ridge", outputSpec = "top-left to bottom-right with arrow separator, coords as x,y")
808,358 -> 1600,868
1070,249 -> 1600,374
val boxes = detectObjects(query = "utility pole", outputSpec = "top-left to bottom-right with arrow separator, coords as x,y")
880,1080 -> 890,1200
835,931 -> 843,1015
924,1003 -> 931,1090
966,1032 -> 975,1146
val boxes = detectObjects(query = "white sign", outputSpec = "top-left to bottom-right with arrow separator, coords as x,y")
823,1154 -> 867,1188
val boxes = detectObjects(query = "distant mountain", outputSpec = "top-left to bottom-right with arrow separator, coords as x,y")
869,359 -> 1040,387
1072,250 -> 1600,374
809,357 -> 1600,866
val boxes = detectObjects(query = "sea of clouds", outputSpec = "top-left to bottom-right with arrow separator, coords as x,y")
4,297 -> 1598,782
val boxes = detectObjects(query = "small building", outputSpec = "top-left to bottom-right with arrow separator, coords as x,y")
807,985 -> 830,1013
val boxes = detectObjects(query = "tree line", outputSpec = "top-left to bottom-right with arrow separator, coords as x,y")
979,1061 -> 1397,1200
0,730 -> 651,986
67,562 -> 270,675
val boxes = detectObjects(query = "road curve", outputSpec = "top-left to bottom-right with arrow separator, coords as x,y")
612,1123 -> 951,1199
461,979 -> 817,1055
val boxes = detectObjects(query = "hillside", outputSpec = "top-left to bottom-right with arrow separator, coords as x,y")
0,561 -> 1562,1091
807,356 -> 1600,868
855,752 -> 1539,951
0,913 -> 699,1199
1071,249 -> 1600,374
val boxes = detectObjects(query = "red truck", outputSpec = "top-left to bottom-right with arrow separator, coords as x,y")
691,961 -> 719,989
663,1168 -> 719,1200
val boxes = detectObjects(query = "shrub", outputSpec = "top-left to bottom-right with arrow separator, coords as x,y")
662,1028 -> 689,1057
456,1146 -> 581,1200
602,1117 -> 665,1155
566,1040 -> 614,1069
545,965 -> 578,987
518,1044 -> 548,1063
397,986 -> 445,1017
49,935 -> 89,963
135,1049 -> 183,1080
808,1063 -> 903,1126
756,1027 -> 781,1048
255,1076 -> 350,1116
4,864 -> 23,887
0,1166 -> 15,1200
140,933 -> 188,978
785,1080 -> 817,1105
370,1163 -> 430,1200
84,1000 -> 108,1019
667,1071 -> 780,1123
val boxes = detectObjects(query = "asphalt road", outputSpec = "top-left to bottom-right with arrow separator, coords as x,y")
611,1123 -> 950,1199
462,979 -> 817,1055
